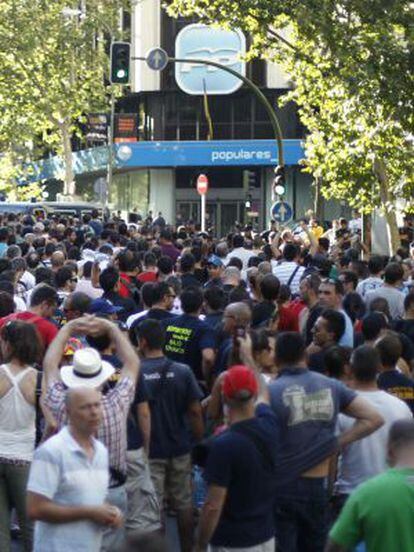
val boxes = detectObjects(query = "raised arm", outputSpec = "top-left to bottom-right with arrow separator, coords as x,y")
43,320 -> 78,387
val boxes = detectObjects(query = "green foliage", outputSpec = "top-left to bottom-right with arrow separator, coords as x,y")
166,0 -> 414,214
0,0 -> 129,183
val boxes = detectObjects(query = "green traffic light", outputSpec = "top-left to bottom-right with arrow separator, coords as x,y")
117,69 -> 126,79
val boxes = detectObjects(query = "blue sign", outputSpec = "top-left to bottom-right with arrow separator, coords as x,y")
271,201 -> 293,223
146,48 -> 169,71
30,140 -> 304,181
175,24 -> 246,95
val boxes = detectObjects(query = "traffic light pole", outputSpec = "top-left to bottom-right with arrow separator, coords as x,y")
107,87 -> 115,211
132,55 -> 284,168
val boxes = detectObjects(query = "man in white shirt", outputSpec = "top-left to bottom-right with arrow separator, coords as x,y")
75,261 -> 103,300
227,234 -> 255,270
27,387 -> 122,552
365,262 -> 405,319
356,255 -> 384,298
334,345 -> 412,508
272,243 -> 305,295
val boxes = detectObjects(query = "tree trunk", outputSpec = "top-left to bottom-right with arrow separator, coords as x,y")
59,119 -> 75,196
373,157 -> 400,256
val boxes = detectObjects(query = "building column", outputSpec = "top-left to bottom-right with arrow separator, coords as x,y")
149,169 -> 175,224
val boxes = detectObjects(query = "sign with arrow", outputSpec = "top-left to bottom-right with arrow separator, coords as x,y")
146,48 -> 169,71
270,201 -> 293,223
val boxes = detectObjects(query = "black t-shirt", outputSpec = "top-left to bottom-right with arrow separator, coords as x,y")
393,319 -> 414,346
251,300 -> 275,328
162,314 -> 216,381
180,273 -> 202,289
103,291 -> 137,322
131,308 -> 175,332
308,350 -> 328,374
204,404 -> 280,548
204,312 -> 224,331
378,370 -> 414,414
194,267 -> 209,285
141,357 -> 203,458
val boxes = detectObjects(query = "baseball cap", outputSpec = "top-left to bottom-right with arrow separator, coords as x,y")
222,365 -> 258,401
89,298 -> 123,316
207,254 -> 224,268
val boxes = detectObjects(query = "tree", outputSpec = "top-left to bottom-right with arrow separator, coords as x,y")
167,0 -> 414,254
0,0 -> 129,197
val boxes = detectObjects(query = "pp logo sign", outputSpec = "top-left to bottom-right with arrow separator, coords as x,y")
175,24 -> 246,95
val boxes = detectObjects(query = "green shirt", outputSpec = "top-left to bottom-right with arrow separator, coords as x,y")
330,468 -> 414,552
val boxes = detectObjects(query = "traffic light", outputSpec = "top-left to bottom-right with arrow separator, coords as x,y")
273,165 -> 285,196
110,42 -> 131,85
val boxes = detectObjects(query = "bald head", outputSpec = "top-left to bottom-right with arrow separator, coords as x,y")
65,387 -> 102,436
224,267 -> 241,286
65,386 -> 101,410
51,251 -> 65,269
225,302 -> 252,325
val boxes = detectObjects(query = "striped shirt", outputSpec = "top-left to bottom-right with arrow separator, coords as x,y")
28,426 -> 109,552
272,261 -> 305,295
45,377 -> 134,477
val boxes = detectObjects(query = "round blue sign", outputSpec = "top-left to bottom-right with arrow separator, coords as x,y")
270,201 -> 293,223
146,48 -> 169,71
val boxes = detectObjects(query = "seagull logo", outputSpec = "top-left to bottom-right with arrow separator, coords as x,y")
179,47 -> 241,73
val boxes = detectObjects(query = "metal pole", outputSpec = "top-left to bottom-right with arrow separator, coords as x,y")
201,193 -> 206,233
107,87 -> 115,211
132,55 -> 284,166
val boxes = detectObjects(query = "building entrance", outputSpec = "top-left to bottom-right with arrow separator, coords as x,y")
176,200 -> 247,236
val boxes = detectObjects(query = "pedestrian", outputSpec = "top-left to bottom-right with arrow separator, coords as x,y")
135,319 -> 204,552
163,286 -> 216,386
0,321 -> 42,552
42,316 -> 140,551
327,419 -> 414,552
333,345 -> 412,516
0,284 -> 58,355
365,262 -> 405,319
269,332 -> 383,551
195,365 -> 279,552
307,309 -> 346,373
27,387 -> 122,551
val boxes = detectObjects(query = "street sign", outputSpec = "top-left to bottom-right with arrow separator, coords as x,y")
197,174 -> 209,195
146,48 -> 169,71
175,24 -> 246,95
271,201 -> 293,223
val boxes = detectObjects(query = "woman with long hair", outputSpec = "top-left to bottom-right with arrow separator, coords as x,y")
0,320 -> 42,551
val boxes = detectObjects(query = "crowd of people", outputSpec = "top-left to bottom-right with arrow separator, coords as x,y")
0,207 -> 414,552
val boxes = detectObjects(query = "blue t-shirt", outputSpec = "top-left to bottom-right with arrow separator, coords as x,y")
162,314 -> 216,381
141,356 -> 203,459
269,367 -> 356,481
204,404 -> 279,548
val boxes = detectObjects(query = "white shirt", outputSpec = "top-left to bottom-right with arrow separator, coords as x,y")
356,276 -> 383,298
365,285 -> 405,319
336,389 -> 412,494
20,270 -> 36,290
272,260 -> 305,295
75,278 -> 103,300
28,426 -> 109,552
226,247 -> 255,270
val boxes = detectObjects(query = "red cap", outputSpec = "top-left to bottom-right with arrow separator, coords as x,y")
222,365 -> 258,400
